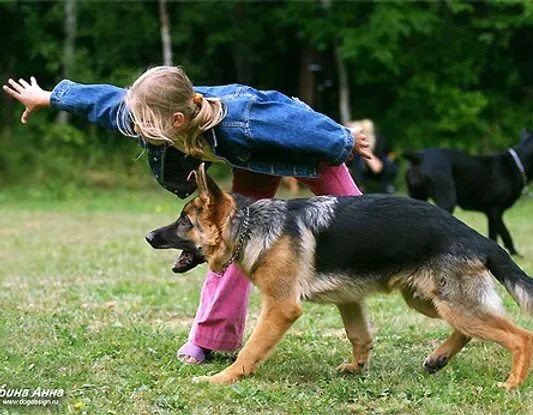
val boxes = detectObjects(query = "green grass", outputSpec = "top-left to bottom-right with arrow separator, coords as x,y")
0,189 -> 532,414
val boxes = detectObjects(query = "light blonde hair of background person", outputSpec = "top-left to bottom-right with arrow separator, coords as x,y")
347,119 -> 376,152
125,66 -> 226,161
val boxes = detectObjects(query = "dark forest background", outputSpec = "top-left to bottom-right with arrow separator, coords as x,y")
1,1 -> 533,192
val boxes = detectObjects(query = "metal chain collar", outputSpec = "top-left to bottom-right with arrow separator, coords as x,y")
219,207 -> 251,275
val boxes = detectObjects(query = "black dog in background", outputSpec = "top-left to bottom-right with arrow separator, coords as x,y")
404,130 -> 532,256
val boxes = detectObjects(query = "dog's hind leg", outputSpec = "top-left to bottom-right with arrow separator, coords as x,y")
336,301 -> 373,374
423,330 -> 471,374
434,301 -> 533,390
400,289 -> 471,373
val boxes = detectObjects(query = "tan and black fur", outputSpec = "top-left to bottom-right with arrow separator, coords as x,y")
146,164 -> 533,390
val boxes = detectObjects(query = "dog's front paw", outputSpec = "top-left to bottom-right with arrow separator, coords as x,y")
336,361 -> 368,374
423,354 -> 449,374
497,378 -> 519,392
193,372 -> 238,385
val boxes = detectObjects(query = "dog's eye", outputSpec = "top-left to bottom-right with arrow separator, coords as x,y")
177,215 -> 192,229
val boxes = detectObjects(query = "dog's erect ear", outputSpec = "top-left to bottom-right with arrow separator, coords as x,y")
195,163 -> 223,202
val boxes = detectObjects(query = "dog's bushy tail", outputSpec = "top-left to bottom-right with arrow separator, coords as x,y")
403,151 -> 423,165
487,246 -> 533,314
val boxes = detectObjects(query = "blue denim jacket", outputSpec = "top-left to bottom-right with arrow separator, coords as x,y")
50,80 -> 353,196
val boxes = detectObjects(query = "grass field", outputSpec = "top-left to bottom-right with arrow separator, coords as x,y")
0,188 -> 532,414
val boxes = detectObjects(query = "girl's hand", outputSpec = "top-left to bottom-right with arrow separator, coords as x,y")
2,77 -> 51,124
351,127 -> 373,160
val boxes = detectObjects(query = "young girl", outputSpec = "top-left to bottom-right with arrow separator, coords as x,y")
3,66 -> 370,364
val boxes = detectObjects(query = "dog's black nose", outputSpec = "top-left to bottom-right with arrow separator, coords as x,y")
145,231 -> 157,247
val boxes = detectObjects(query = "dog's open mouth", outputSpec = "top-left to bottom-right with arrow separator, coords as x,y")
145,228 -> 206,273
172,249 -> 205,273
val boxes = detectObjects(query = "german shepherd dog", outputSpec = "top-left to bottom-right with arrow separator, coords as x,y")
146,164 -> 533,390
404,130 -> 533,256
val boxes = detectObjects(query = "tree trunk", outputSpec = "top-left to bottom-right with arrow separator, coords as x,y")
232,3 -> 253,84
159,0 -> 172,66
319,0 -> 351,124
335,45 -> 351,125
57,0 -> 77,124
299,46 -> 321,107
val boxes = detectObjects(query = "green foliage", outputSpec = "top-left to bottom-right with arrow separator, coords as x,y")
1,1 -> 533,187
43,123 -> 88,146
323,1 -> 533,150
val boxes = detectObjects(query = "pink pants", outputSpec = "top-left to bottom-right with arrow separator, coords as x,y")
189,163 -> 362,351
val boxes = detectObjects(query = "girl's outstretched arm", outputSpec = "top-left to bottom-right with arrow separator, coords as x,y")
3,76 -> 201,199
3,77 -> 135,135
3,77 -> 51,124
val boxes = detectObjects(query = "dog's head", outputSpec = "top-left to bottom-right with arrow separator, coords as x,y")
145,164 -> 238,273
516,129 -> 533,179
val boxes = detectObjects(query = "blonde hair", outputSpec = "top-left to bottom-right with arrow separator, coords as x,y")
125,66 -> 226,159
347,119 -> 376,151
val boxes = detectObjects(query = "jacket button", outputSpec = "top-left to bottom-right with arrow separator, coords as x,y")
155,174 -> 159,179
153,157 -> 158,161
